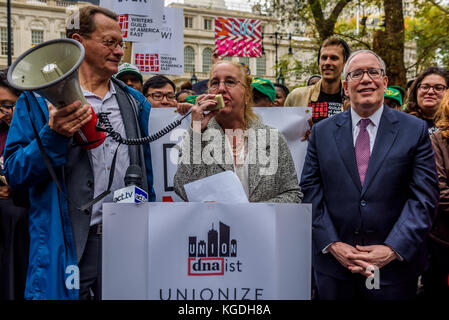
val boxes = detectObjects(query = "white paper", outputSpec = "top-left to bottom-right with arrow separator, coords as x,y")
184,171 -> 249,203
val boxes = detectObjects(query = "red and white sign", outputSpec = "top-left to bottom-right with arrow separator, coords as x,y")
134,53 -> 160,73
118,14 -> 160,42
132,7 -> 184,75
215,17 -> 262,58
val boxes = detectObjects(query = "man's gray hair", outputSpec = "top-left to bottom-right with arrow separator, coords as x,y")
342,50 -> 386,79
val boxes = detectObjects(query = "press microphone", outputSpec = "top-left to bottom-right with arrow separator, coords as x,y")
113,164 -> 148,203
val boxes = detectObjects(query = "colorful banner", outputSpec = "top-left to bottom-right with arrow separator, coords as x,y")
132,7 -> 184,75
215,17 -> 262,57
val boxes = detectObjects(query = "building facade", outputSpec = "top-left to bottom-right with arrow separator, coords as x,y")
0,0 -> 315,88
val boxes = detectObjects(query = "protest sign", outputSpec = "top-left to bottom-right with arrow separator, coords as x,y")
133,7 -> 184,75
100,0 -> 164,16
117,14 -> 160,42
215,17 -> 262,57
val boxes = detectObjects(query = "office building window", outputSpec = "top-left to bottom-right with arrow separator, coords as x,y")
204,18 -> 213,31
239,56 -> 249,67
31,30 -> 44,46
184,46 -> 195,73
0,27 -> 13,56
185,17 -> 193,29
256,55 -> 266,76
202,48 -> 213,73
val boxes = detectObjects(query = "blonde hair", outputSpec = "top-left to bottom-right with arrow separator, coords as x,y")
208,60 -> 260,127
435,90 -> 449,138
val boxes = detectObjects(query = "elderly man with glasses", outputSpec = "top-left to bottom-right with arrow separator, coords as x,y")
300,49 -> 439,300
3,5 -> 156,300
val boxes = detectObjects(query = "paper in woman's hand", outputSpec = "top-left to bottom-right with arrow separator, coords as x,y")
184,171 -> 249,203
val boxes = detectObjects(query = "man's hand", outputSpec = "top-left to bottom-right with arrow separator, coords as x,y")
0,185 -> 11,200
48,101 -> 92,137
301,117 -> 313,141
328,242 -> 364,270
347,245 -> 397,277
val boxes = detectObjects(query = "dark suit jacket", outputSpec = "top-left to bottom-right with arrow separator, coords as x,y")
300,106 -> 439,285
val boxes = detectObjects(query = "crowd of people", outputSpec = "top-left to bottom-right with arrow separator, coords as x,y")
0,4 -> 448,301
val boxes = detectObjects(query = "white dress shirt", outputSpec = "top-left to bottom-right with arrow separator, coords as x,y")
351,105 -> 384,152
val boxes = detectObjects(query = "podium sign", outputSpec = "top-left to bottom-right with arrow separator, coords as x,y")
102,203 -> 311,300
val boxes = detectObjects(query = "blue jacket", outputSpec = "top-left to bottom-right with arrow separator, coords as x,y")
3,85 -> 155,299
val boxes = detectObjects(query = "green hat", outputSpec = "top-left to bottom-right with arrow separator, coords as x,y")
185,94 -> 200,105
251,77 -> 276,102
384,87 -> 403,105
114,63 -> 143,83
389,85 -> 406,103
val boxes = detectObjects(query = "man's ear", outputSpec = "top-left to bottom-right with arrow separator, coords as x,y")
71,33 -> 82,43
342,80 -> 349,97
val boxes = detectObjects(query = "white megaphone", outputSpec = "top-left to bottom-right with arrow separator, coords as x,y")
7,38 -> 106,150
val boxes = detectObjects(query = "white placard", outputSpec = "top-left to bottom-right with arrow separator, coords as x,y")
148,203 -> 277,300
102,202 -> 312,300
100,0 -> 164,17
133,7 -> 184,75
118,14 -> 161,42
148,107 -> 312,202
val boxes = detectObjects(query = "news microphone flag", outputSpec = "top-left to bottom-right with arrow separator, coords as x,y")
113,185 -> 148,203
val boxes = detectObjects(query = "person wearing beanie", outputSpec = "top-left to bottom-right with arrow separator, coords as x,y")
384,87 -> 403,110
114,62 -> 143,92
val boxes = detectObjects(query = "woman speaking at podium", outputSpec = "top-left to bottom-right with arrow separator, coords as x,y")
174,61 -> 303,203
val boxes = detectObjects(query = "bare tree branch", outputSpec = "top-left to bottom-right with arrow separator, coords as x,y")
428,0 -> 449,15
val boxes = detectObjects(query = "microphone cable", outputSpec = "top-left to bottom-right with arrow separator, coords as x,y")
96,109 -> 192,145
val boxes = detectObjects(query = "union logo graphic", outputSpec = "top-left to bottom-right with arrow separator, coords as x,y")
188,222 -> 242,276
134,53 -> 160,73
118,14 -> 129,38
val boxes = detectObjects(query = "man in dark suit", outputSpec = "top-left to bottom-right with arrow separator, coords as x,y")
300,49 -> 439,300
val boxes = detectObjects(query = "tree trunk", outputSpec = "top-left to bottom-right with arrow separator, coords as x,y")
373,0 -> 406,88
308,0 -> 353,41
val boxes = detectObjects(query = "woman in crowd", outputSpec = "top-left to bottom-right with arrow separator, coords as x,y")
405,67 -> 449,134
426,90 -> 449,299
174,61 -> 302,203
274,83 -> 289,107
0,68 -> 29,300
176,89 -> 193,103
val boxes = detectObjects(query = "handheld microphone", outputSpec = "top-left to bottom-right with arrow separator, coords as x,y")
113,165 -> 148,203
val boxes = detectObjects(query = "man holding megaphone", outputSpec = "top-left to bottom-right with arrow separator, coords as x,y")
3,5 -> 156,300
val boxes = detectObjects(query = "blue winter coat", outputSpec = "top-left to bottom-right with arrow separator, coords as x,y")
3,86 -> 155,299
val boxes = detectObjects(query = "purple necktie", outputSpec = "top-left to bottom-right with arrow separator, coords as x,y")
355,118 -> 371,186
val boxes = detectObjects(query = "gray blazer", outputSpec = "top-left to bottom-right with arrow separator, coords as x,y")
174,118 -> 303,203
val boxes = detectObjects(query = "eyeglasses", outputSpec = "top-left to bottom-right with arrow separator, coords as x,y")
84,35 -> 125,50
208,78 -> 243,92
418,84 -> 448,94
0,104 -> 14,115
346,68 -> 384,81
146,92 -> 176,101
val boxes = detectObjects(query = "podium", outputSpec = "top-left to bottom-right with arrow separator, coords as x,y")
102,202 -> 312,300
